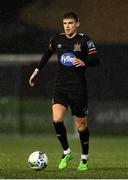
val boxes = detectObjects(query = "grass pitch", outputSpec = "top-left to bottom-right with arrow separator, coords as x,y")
0,135 -> 128,179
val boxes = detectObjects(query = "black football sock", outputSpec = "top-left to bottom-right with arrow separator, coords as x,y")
53,122 -> 69,151
78,127 -> 89,157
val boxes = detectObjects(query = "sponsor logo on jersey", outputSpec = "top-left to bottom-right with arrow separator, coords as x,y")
74,43 -> 81,51
87,41 -> 96,50
60,53 -> 76,66
78,33 -> 84,36
57,44 -> 62,48
87,41 -> 97,55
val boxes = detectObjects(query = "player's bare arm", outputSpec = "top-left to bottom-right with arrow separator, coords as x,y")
29,68 -> 39,87
29,46 -> 54,87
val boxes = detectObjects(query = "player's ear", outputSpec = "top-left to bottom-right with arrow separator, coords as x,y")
76,21 -> 80,28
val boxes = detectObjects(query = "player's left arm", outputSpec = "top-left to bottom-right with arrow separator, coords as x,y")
85,38 -> 100,66
72,37 -> 100,68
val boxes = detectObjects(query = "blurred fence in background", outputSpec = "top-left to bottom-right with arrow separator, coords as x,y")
0,43 -> 128,135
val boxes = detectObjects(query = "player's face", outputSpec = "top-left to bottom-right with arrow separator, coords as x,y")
63,18 -> 80,38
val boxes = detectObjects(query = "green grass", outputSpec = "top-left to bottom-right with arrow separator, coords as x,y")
0,135 -> 128,179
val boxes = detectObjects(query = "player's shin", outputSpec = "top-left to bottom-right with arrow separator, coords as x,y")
77,127 -> 89,171
53,121 -> 73,169
78,127 -> 89,161
53,121 -> 70,152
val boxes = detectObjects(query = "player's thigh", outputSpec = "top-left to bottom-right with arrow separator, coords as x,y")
52,89 -> 68,122
52,104 -> 67,123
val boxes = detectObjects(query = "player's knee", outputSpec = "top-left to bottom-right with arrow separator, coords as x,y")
77,125 -> 87,132
52,104 -> 65,123
53,116 -> 63,123
76,117 -> 87,132
53,119 -> 62,123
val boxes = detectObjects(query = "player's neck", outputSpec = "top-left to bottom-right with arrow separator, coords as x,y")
65,32 -> 77,39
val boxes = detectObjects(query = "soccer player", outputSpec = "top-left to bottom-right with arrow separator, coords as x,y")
29,12 -> 100,171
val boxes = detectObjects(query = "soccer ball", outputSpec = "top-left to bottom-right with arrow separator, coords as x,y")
28,151 -> 48,170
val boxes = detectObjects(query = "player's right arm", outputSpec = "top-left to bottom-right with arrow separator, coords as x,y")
29,36 -> 56,87
29,68 -> 40,87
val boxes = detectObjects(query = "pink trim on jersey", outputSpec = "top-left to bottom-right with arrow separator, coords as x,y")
88,50 -> 97,55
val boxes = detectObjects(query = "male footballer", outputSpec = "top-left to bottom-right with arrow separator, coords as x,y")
29,12 -> 100,171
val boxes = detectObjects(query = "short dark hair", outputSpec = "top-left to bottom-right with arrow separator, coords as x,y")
63,12 -> 79,22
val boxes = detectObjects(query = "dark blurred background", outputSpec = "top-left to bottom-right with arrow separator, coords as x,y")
0,0 -> 128,135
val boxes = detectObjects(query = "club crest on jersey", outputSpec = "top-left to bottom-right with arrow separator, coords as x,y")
74,43 -> 81,51
60,53 -> 76,66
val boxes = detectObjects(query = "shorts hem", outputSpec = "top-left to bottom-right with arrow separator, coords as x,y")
52,102 -> 68,109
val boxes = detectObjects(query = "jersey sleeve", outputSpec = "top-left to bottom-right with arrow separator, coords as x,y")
85,36 -> 100,66
37,35 -> 56,71
48,36 -> 56,51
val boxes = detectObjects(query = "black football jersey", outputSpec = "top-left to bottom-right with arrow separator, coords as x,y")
38,33 -> 100,91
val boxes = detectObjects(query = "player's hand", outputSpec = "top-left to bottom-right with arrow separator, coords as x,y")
72,58 -> 85,67
29,68 -> 39,87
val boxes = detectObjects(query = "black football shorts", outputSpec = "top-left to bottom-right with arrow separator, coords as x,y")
52,89 -> 88,117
